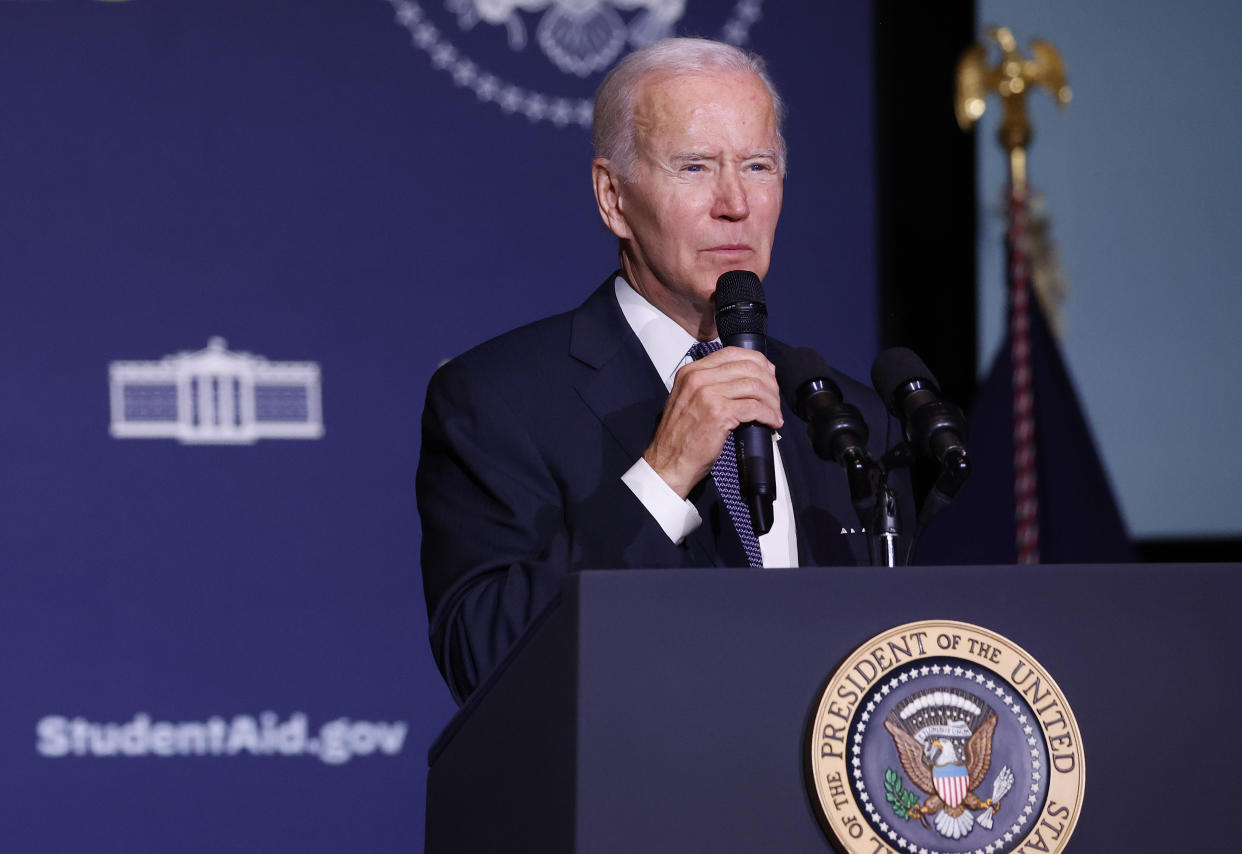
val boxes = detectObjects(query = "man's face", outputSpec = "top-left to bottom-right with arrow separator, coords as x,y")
605,69 -> 784,334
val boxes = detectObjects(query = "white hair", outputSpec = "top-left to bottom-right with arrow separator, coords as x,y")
592,37 -> 787,181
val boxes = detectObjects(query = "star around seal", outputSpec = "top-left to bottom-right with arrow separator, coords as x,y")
808,620 -> 1084,854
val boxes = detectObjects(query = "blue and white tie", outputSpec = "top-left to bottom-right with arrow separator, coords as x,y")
688,341 -> 764,568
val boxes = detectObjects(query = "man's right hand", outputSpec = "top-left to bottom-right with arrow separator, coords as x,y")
643,345 -> 784,499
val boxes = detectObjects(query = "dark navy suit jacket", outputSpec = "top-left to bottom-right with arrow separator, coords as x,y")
417,275 -> 908,702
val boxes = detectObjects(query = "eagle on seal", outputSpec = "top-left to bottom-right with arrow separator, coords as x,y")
447,0 -> 684,77
883,690 -> 1004,840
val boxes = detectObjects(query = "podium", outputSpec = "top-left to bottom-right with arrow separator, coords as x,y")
426,564 -> 1240,852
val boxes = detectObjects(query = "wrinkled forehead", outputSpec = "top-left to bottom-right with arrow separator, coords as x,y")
631,69 -> 777,147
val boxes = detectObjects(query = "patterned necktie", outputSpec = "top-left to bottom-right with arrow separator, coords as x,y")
688,341 -> 764,568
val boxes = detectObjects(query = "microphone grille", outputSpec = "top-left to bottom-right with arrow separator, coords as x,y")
714,270 -> 767,338
870,347 -> 939,410
715,269 -> 766,305
774,346 -> 832,397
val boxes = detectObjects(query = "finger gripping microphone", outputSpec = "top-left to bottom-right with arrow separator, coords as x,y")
714,270 -> 775,536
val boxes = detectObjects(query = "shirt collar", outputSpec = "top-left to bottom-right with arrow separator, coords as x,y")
614,275 -> 718,392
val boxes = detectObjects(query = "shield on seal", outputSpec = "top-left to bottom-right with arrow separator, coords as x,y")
933,763 -> 970,808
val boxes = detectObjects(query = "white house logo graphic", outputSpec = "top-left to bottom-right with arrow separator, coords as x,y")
386,0 -> 765,128
108,338 -> 324,444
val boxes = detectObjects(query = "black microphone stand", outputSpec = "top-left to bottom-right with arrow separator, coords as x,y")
865,444 -> 914,568
916,447 -> 972,528
775,347 -> 916,567
871,482 -> 901,568
839,451 -> 905,568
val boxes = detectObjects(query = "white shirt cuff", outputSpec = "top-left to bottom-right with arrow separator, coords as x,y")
621,457 -> 702,545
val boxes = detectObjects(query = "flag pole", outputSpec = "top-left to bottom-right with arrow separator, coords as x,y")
955,27 -> 1071,564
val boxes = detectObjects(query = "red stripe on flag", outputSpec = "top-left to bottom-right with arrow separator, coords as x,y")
1009,190 -> 1040,564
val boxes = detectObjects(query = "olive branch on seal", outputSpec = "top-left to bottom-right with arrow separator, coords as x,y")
884,768 -> 919,819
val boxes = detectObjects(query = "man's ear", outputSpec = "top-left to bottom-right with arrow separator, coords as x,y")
591,158 -> 632,240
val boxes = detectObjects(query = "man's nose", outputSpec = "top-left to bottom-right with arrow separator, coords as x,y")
711,170 -> 749,221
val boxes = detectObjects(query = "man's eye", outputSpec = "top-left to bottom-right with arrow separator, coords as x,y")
747,162 -> 773,172
682,163 -> 705,172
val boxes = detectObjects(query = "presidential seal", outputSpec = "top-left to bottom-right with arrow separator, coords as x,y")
808,621 -> 1084,854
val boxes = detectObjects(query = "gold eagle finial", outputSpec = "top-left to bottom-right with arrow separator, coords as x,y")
956,27 -> 1071,188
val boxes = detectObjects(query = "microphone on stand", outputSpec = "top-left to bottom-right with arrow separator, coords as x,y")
777,346 -> 909,565
714,270 -> 776,536
774,346 -> 878,514
870,347 -> 971,526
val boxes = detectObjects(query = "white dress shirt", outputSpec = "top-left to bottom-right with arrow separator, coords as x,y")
614,276 -> 798,567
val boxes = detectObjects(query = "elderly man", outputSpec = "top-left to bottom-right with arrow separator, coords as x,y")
417,38 -> 903,703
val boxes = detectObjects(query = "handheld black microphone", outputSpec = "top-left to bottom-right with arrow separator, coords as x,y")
714,270 -> 775,536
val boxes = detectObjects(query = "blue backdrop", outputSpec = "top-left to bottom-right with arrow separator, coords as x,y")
0,1 -> 875,850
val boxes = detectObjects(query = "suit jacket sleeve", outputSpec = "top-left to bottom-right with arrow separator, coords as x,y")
416,333 -> 684,703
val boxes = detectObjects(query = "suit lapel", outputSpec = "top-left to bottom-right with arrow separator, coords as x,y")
569,278 -> 668,464
777,393 -> 819,566
774,339 -> 886,567
768,339 -> 843,567
568,276 -> 725,567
